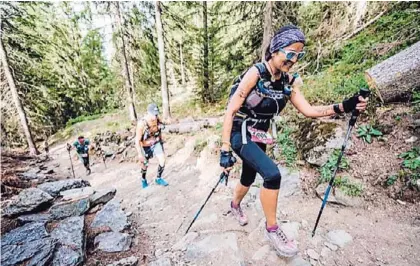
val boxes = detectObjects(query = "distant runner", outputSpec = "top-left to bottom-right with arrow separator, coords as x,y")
135,103 -> 169,188
69,136 -> 91,175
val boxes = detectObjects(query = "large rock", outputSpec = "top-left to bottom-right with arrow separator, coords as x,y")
326,230 -> 353,248
1,222 -> 48,246
94,232 -> 131,252
50,197 -> 90,220
172,232 -> 199,251
296,120 -> 349,167
3,188 -> 53,217
107,256 -> 138,266
91,199 -> 129,232
279,167 -> 300,197
316,183 -> 362,207
51,216 -> 85,266
18,213 -> 53,224
52,246 -> 83,266
89,188 -> 116,207
185,233 -> 244,265
60,187 -> 95,201
38,179 -> 90,197
1,237 -> 55,266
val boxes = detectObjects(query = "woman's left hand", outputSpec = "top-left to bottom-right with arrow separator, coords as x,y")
356,96 -> 368,112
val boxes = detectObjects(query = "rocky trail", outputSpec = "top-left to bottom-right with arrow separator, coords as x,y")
2,117 -> 419,266
41,129 -> 420,266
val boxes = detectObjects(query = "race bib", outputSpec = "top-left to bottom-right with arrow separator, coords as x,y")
248,127 -> 274,144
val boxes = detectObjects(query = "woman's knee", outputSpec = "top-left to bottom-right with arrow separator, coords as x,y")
262,168 -> 281,190
240,175 -> 256,187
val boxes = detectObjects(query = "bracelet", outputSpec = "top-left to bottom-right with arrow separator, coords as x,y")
333,104 -> 343,114
222,141 -> 231,146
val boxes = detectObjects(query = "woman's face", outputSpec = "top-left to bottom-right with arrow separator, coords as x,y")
271,42 -> 304,72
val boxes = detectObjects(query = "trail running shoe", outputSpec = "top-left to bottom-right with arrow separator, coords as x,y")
155,177 -> 168,186
265,225 -> 298,257
230,201 -> 248,226
86,168 -> 91,175
142,179 -> 149,188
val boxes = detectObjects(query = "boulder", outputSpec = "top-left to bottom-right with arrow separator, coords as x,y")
1,222 -> 48,246
52,246 -> 83,266
1,238 -> 55,266
18,213 -> 52,224
91,199 -> 129,232
296,120 -> 349,167
3,188 -> 53,217
50,198 -> 90,220
60,187 -> 95,201
51,216 -> 85,266
94,232 -> 131,252
89,188 -> 116,207
38,179 -> 90,197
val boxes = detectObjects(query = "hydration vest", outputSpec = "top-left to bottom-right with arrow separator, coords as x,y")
140,117 -> 163,142
228,63 -> 298,144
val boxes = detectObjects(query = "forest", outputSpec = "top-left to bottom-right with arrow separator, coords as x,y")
2,1 -> 419,153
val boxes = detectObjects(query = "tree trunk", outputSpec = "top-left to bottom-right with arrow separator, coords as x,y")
180,40 -> 185,85
365,41 -> 420,103
115,2 -> 137,121
202,1 -> 210,102
261,1 -> 273,62
0,35 -> 39,155
155,1 -> 171,121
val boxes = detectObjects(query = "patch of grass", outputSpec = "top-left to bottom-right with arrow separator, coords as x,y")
319,149 -> 349,184
386,175 -> 398,187
275,120 -> 298,167
193,138 -> 208,156
65,114 -> 103,127
356,125 -> 383,144
334,176 -> 363,197
171,99 -> 226,120
317,150 -> 362,196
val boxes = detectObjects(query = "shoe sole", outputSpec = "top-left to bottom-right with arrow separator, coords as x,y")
264,231 -> 298,258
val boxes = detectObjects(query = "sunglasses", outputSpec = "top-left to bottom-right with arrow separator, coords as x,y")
279,48 -> 305,61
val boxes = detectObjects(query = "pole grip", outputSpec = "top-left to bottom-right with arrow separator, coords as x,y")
349,88 -> 371,126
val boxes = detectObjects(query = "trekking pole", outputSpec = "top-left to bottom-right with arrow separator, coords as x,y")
66,143 -> 76,178
311,88 -> 370,237
185,159 -> 236,235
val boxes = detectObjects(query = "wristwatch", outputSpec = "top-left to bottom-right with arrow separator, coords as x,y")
333,104 -> 342,114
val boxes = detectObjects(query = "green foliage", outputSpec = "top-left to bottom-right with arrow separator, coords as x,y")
333,176 -> 363,197
357,125 -> 383,144
386,175 -> 398,187
318,150 -> 362,196
193,138 -> 208,156
301,2 -> 420,104
399,147 -> 420,171
275,120 -> 298,167
65,114 -> 103,127
319,149 -> 349,184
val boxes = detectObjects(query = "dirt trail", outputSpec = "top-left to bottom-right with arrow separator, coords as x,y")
47,132 -> 420,266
